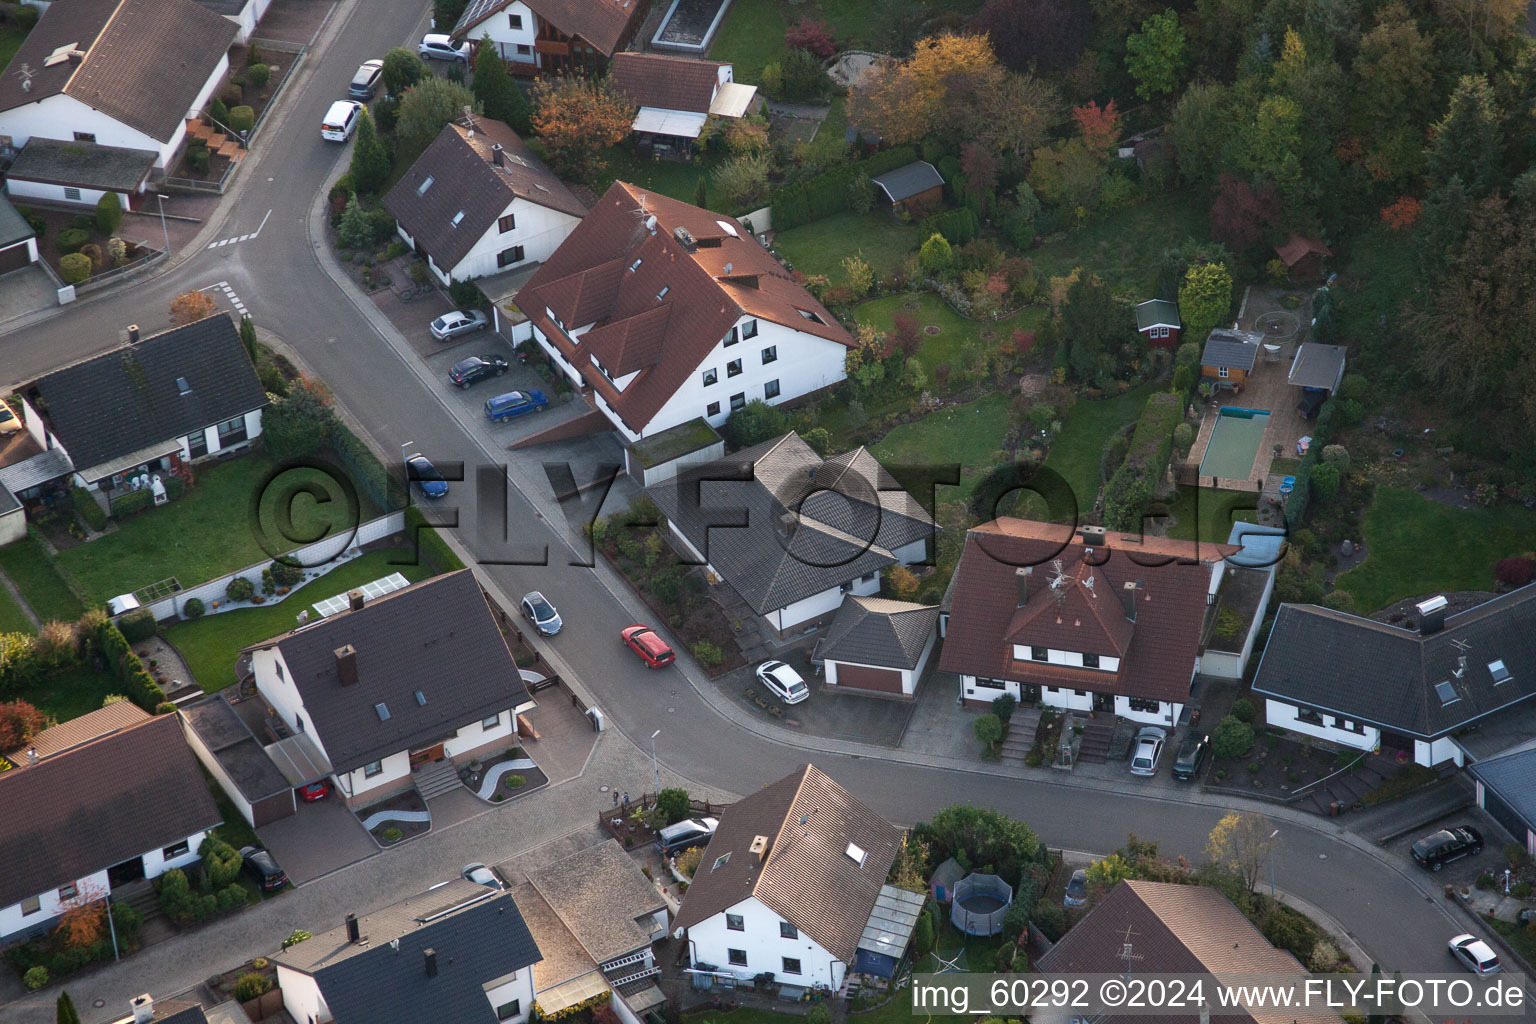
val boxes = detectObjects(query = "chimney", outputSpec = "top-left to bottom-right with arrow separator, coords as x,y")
1015,567 -> 1032,607
778,512 -> 798,538
335,644 -> 358,687
424,948 -> 438,978
1415,595 -> 1448,635
491,143 -> 504,167
349,589 -> 365,611
1121,581 -> 1139,622
131,995 -> 154,1024
749,834 -> 770,862
127,324 -> 140,343
345,912 -> 360,943
1080,525 -> 1107,547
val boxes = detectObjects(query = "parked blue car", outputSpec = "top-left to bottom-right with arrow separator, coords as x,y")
484,389 -> 548,422
406,453 -> 448,498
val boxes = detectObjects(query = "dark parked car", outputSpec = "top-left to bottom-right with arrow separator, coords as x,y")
348,58 -> 384,100
449,355 -> 508,389
1171,733 -> 1209,780
1411,826 -> 1483,871
656,817 -> 719,857
239,846 -> 289,892
406,453 -> 449,499
485,390 -> 548,422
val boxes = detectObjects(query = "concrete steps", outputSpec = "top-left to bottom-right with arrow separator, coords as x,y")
413,759 -> 463,800
113,877 -> 162,922
1076,718 -> 1115,764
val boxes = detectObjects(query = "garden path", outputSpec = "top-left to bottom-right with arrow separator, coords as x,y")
0,569 -> 39,629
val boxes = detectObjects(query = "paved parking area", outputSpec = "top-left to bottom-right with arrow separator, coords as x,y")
0,266 -> 60,325
521,689 -> 600,784
707,659 -> 917,746
256,792 -> 377,884
254,0 -> 337,46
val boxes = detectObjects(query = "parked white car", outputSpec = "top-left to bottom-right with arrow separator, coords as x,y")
756,660 -> 809,705
1448,934 -> 1501,974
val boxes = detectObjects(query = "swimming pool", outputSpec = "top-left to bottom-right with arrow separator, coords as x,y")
1200,407 -> 1271,482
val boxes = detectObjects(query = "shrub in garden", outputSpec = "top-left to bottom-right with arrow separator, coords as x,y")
919,232 -> 954,274
95,192 -> 123,234
234,973 -> 272,1001
383,827 -> 403,842
210,97 -> 230,125
225,576 -> 255,602
58,253 -> 92,284
24,966 -> 48,990
655,787 -> 690,825
1212,715 -> 1255,758
248,63 -> 271,90
974,713 -> 1003,749
261,569 -> 276,596
691,640 -> 725,668
227,106 -> 255,134
116,607 -> 157,643
113,489 -> 152,518
187,145 -> 211,175
1230,698 -> 1255,723
507,774 -> 526,788
270,560 -> 304,587
1494,557 -> 1536,587
183,598 -> 206,619
202,839 -> 243,886
1321,444 -> 1350,474
56,228 -> 90,254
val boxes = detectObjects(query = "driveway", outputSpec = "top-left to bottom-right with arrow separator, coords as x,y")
256,791 -> 377,884
0,266 -> 59,326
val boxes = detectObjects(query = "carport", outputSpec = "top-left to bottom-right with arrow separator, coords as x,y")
1470,747 -> 1536,856
180,696 -> 297,828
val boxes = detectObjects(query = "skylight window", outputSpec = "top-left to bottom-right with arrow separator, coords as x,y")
415,690 -> 428,706
713,853 -> 731,871
1434,681 -> 1460,706
845,842 -> 867,866
628,257 -> 643,272
797,308 -> 825,325
1489,659 -> 1511,684
656,285 -> 670,301
417,175 -> 435,195
375,702 -> 392,720
451,210 -> 465,227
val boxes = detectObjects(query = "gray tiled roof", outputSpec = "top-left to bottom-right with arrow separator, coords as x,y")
871,161 -> 944,203
0,448 -> 74,494
648,433 -> 935,615
0,193 -> 33,248
528,840 -> 664,965
180,696 -> 292,803
1134,299 -> 1179,331
1200,328 -> 1261,371
274,879 -> 541,1024
818,596 -> 938,670
0,715 -> 222,910
1287,342 -> 1347,391
1251,586 -> 1536,738
255,571 -> 531,773
34,315 -> 266,475
1468,747 -> 1536,830
7,138 -> 159,192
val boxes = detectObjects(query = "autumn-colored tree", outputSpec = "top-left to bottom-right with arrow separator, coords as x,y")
1072,99 -> 1121,154
530,76 -> 634,181
1206,812 -> 1278,894
0,700 -> 48,749
1380,195 -> 1423,229
1178,261 -> 1233,344
56,884 -> 110,951
886,564 -> 919,599
973,71 -> 1061,163
1210,173 -> 1280,251
850,33 -> 1000,146
169,289 -> 218,325
785,17 -> 836,57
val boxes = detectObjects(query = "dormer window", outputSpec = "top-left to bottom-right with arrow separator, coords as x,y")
1083,653 -> 1099,668
417,175 -> 435,195
845,842 -> 867,866
797,309 -> 824,325
1489,659 -> 1511,684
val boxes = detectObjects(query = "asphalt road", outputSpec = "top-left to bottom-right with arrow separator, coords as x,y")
0,2 -> 1519,1019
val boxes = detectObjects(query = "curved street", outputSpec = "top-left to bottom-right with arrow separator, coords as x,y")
0,3 -> 1520,1022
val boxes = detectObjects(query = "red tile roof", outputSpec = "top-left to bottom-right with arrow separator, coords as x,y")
939,519 -> 1237,702
453,0 -> 645,56
610,53 -> 723,114
518,182 -> 851,434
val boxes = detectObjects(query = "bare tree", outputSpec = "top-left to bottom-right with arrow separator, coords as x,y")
1205,812 -> 1278,894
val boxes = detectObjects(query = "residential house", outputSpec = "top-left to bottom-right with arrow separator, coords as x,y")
870,161 -> 944,215
510,839 -> 668,1022
24,314 -> 267,497
1199,328 -> 1262,388
1251,588 -> 1536,768
0,0 -> 238,173
4,136 -> 159,211
450,0 -> 650,76
1470,746 -> 1536,857
242,570 -> 537,808
1199,523 -> 1285,681
1037,879 -> 1344,1024
516,183 -> 852,450
609,53 -> 759,156
0,192 -> 39,275
110,992 -> 257,1024
191,0 -> 275,44
1133,299 -> 1181,348
274,879 -> 541,1024
940,519 -> 1238,724
384,116 -> 586,288
1286,342 -> 1347,420
1275,234 -> 1331,281
647,432 -> 936,639
673,764 -> 917,992
812,596 -> 939,698
0,708 -> 221,942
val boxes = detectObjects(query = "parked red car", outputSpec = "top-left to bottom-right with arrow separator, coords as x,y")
621,625 -> 675,668
297,780 -> 331,802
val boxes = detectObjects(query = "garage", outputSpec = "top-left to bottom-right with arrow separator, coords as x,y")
0,240 -> 31,275
813,595 -> 940,700
1470,748 -> 1536,855
0,195 -> 38,275
835,664 -> 904,694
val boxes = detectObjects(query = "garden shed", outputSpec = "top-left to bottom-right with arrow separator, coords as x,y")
871,161 -> 944,211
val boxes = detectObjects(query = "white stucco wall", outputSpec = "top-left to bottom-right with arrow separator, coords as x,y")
4,178 -> 136,208
1114,695 -> 1180,728
277,965 -> 330,1024
688,896 -> 842,989
444,709 -> 516,757
1416,735 -> 1463,768
436,197 -> 581,284
337,750 -> 412,800
251,648 -> 335,761
1263,699 -> 1379,752
770,573 -> 879,633
1009,646 -> 1122,673
0,508 -> 26,547
458,1 -> 539,66
483,970 -> 535,1023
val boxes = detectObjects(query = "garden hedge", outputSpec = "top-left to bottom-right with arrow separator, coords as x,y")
117,607 -> 157,643
73,487 -> 108,532
770,146 -> 919,231
1282,396 -> 1337,526
1103,392 -> 1185,531
94,619 -> 166,710
406,506 -> 466,573
920,207 -> 980,246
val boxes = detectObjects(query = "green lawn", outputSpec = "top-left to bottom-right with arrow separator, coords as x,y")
803,95 -> 848,164
1031,194 -> 1210,296
1041,381 -> 1162,517
854,292 -> 1044,376
0,533 -> 85,624
0,28 -> 24,73
54,454 -> 376,605
11,664 -> 124,723
871,392 -> 1012,502
1164,487 -> 1258,545
777,213 -> 923,282
707,0 -> 789,83
1336,486 -> 1536,614
591,146 -> 722,207
0,583 -> 33,634
164,550 -> 433,691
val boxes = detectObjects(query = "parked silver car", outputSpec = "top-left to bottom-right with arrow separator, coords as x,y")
430,309 -> 489,341
1129,726 -> 1167,777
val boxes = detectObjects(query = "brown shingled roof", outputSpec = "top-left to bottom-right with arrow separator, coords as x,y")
4,701 -> 148,764
939,519 -> 1236,703
610,53 -> 723,114
518,183 -> 852,434
672,765 -> 901,964
454,0 -> 645,56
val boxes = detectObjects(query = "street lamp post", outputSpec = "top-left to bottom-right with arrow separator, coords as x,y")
650,729 -> 661,791
155,194 -> 171,258
1268,828 -> 1281,901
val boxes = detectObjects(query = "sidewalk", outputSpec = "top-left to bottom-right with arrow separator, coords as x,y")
1345,772 -> 1474,842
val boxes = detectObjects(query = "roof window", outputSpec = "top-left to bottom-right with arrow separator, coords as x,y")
713,852 -> 731,871
1433,681 -> 1460,706
656,285 -> 670,301
417,175 -> 435,195
451,210 -> 465,227
845,842 -> 867,866
375,702 -> 392,720
1489,659 -> 1511,684
797,308 -> 825,325
415,690 -> 428,705
628,257 -> 643,272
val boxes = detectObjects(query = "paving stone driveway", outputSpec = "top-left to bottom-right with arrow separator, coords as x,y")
256,790 -> 377,884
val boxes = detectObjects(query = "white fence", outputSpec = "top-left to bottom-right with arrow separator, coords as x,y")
145,511 -> 405,621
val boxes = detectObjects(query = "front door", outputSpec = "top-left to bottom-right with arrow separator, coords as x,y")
107,855 -> 145,889
1092,691 -> 1114,713
410,743 -> 445,769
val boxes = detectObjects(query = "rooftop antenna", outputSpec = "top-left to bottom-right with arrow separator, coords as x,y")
1047,559 -> 1069,605
1082,570 -> 1096,596
460,105 -> 477,133
13,62 -> 33,93
1117,925 -> 1144,981
1449,638 -> 1472,652
629,193 -> 655,246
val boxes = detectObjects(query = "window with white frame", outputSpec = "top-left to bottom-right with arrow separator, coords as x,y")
1218,366 -> 1229,378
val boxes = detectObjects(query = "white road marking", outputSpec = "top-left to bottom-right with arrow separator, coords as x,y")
204,280 -> 249,318
206,208 -> 272,250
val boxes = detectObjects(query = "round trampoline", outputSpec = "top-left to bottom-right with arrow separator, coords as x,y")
949,872 -> 1013,936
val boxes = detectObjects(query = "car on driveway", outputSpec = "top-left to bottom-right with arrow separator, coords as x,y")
1129,727 -> 1167,777
621,625 -> 675,668
430,309 -> 489,341
296,780 -> 330,802
656,816 -> 719,857
406,453 -> 448,498
348,58 -> 384,100
1410,826 -> 1483,870
1064,868 -> 1088,907
461,862 -> 504,890
239,846 -> 289,892
756,660 -> 809,705
1171,733 -> 1209,780
449,354 -> 508,389
1448,934 -> 1501,973
485,390 -> 548,422
418,34 -> 470,63
521,591 -> 562,635
0,404 -> 20,434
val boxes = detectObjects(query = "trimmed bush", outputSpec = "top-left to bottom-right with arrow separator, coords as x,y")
187,145 -> 211,175
202,838 -> 244,886
183,597 -> 206,619
507,774 -> 526,788
655,787 -> 690,824
227,106 -> 255,134
234,973 -> 272,1001
225,576 -> 255,602
247,63 -> 271,90
1230,698 -> 1255,723
769,146 -> 918,230
59,253 -> 92,284
920,207 -> 981,246
113,489 -> 153,518
117,607 -> 157,643
96,192 -> 123,234
1104,392 -> 1184,531
24,966 -> 48,990
56,228 -> 90,254
270,560 -> 304,588
1212,714 -> 1255,758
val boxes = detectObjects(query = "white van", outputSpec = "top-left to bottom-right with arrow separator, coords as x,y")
321,100 -> 362,142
